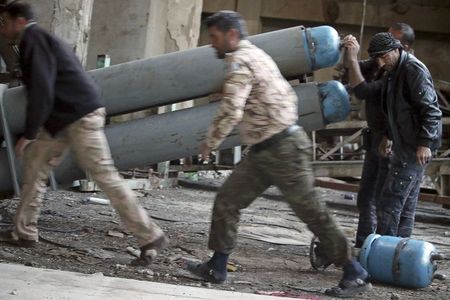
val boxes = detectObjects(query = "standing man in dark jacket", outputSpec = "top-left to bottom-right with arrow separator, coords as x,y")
344,32 -> 441,237
0,1 -> 167,265
353,23 -> 416,248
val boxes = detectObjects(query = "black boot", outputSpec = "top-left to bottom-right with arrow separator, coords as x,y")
186,252 -> 228,283
325,259 -> 372,298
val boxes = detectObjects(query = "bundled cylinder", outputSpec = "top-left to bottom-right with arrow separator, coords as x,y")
0,81 -> 349,192
1,25 -> 341,136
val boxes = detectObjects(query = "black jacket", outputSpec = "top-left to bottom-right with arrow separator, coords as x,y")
357,59 -> 387,136
19,24 -> 103,140
354,51 -> 442,158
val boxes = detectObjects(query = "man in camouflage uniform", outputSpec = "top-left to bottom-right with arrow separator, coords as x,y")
186,11 -> 371,297
0,1 -> 166,266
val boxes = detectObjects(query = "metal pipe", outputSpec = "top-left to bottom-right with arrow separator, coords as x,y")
0,81 -> 349,192
1,26 -> 341,136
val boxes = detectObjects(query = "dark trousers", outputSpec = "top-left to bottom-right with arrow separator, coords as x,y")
355,150 -> 389,248
376,154 -> 424,237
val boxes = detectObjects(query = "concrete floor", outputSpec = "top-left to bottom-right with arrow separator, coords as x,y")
0,263 -> 306,300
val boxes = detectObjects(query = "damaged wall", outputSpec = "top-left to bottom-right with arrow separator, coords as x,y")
164,0 -> 203,53
86,0 -> 152,69
33,0 -> 94,66
87,0 -> 203,70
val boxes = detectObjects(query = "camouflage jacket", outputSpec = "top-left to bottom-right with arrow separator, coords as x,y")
205,40 -> 298,149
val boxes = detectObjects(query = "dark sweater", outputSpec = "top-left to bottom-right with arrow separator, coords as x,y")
19,24 -> 103,139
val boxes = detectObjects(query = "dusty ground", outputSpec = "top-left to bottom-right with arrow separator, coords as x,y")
0,176 -> 449,300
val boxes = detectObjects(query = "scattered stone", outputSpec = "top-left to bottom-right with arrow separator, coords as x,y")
126,246 -> 141,258
10,290 -> 18,295
24,262 -> 33,267
146,275 -> 154,279
108,230 -> 124,238
83,197 -> 110,205
226,262 -> 238,272
99,211 -> 113,217
87,249 -> 115,260
83,227 -> 94,234
266,247 -> 276,252
137,269 -> 154,276
233,280 -> 252,285
444,231 -> 450,237
168,254 -> 183,262
115,264 -> 127,270
0,250 -> 15,260
201,282 -> 211,288
134,192 -> 145,198
390,293 -> 400,300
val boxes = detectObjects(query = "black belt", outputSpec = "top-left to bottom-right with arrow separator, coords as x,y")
252,125 -> 300,153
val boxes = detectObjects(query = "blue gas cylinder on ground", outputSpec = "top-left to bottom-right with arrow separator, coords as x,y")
359,234 -> 445,288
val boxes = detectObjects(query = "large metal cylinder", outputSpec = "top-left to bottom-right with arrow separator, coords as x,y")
359,234 -> 444,289
1,26 -> 341,136
0,81 -> 349,192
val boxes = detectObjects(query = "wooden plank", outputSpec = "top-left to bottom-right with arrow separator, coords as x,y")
260,0 -> 450,34
313,160 -> 363,177
319,128 -> 363,160
312,159 -> 450,178
315,178 -> 450,206
324,120 -> 367,130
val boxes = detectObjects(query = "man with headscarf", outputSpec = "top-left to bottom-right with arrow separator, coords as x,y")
350,23 -> 416,249
344,32 -> 441,238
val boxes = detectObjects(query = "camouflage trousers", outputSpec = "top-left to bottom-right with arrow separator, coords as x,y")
13,108 -> 164,246
208,127 -> 352,266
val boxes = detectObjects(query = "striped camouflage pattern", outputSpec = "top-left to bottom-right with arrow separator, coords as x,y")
205,40 -> 298,149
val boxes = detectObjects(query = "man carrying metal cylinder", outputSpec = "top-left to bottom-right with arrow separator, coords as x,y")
185,10 -> 371,297
0,1 -> 167,266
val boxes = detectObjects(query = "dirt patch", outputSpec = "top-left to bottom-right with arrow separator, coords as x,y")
0,185 -> 449,299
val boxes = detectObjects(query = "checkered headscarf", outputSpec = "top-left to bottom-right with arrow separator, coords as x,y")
368,32 -> 402,58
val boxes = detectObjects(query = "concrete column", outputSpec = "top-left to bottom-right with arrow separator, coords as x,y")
34,0 -> 94,67
88,0 -> 202,68
166,0 -> 203,111
146,0 -> 203,173
130,0 -> 203,58
50,0 -> 94,67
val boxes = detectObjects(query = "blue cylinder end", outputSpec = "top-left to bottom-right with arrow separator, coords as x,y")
319,80 -> 350,124
309,26 -> 341,70
359,233 -> 381,270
